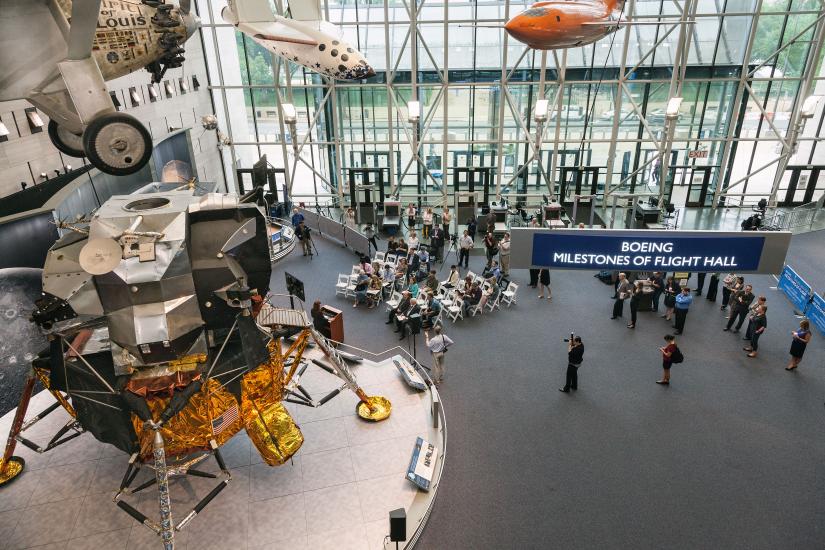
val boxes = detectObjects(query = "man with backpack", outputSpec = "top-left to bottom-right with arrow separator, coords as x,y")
657,334 -> 683,385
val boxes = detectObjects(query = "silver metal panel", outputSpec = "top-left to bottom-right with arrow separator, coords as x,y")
221,217 -> 257,253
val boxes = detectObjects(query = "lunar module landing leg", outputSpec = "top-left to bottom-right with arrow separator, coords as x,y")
0,367 -> 83,487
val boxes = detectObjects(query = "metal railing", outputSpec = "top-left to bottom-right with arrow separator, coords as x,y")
265,216 -> 297,262
761,200 -> 822,232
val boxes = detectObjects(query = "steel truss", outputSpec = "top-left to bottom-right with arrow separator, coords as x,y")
199,0 -> 825,210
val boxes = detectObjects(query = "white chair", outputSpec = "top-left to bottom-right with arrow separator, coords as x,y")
351,265 -> 361,277
447,297 -> 464,323
374,251 -> 386,264
335,274 -> 351,297
346,275 -> 358,298
386,253 -> 398,266
466,270 -> 477,281
501,282 -> 518,307
367,287 -> 383,307
385,290 -> 402,312
485,290 -> 501,313
467,296 -> 484,317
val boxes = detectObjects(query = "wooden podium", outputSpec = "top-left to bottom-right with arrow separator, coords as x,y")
321,305 -> 344,343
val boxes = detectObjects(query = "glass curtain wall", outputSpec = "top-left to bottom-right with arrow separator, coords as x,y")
197,0 -> 825,209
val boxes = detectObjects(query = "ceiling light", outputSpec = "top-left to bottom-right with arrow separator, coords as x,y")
282,103 -> 297,124
665,97 -> 683,120
407,100 -> 421,123
534,99 -> 549,123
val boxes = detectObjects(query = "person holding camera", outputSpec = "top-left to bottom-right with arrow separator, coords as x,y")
559,334 -> 584,393
296,221 -> 313,256
425,325 -> 453,385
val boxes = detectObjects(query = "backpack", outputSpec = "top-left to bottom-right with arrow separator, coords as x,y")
671,346 -> 684,364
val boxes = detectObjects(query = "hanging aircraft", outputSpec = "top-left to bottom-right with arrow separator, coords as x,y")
223,0 -> 376,80
0,0 -> 199,176
503,0 -> 626,49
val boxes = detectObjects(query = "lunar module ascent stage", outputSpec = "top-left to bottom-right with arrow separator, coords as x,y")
0,190 -> 391,549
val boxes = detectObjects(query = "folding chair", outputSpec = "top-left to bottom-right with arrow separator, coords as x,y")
374,251 -> 386,264
485,291 -> 501,313
335,274 -> 350,298
501,282 -> 518,307
367,287 -> 383,307
467,299 -> 484,317
385,290 -> 402,312
447,297 -> 464,323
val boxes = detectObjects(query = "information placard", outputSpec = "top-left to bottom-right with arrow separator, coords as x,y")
805,293 -> 825,336
406,437 -> 437,491
509,228 -> 791,274
777,265 -> 811,312
533,233 -> 764,270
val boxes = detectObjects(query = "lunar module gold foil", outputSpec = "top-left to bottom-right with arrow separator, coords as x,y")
243,400 -> 303,466
132,379 -> 243,459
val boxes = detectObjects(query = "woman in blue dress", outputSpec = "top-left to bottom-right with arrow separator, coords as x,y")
786,319 -> 812,371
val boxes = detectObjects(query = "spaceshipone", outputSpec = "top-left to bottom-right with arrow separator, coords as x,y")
223,0 -> 375,80
504,0 -> 625,49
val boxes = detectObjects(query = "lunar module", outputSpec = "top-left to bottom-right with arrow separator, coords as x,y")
0,190 -> 391,549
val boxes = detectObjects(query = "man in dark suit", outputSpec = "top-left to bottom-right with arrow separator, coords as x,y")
430,226 -> 445,262
649,272 -> 664,312
724,284 -> 755,332
395,298 -> 421,340
386,291 -> 411,325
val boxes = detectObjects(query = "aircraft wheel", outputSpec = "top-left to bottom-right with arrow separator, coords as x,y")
47,120 -> 84,158
82,113 -> 152,176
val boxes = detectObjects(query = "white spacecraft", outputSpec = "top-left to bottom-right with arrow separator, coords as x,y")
223,0 -> 376,80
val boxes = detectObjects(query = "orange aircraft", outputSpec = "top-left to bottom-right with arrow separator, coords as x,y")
504,0 -> 625,49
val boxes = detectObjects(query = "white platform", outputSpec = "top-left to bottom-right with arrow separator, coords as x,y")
0,351 -> 445,550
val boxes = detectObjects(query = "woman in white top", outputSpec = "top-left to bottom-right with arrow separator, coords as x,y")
443,265 -> 460,288
441,208 -> 452,236
407,203 -> 417,229
407,231 -> 420,252
422,207 -> 433,239
345,207 -> 356,228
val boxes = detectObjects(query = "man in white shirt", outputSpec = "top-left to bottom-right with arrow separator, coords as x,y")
425,326 -> 454,385
443,265 -> 460,288
458,230 -> 473,269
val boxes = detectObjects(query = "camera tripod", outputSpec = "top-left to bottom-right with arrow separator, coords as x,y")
439,235 -> 459,272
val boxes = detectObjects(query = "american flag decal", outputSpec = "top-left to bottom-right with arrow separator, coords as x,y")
211,404 -> 239,434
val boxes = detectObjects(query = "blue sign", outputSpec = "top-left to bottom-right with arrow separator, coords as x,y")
805,293 -> 825,336
777,265 -> 811,313
531,233 -> 765,271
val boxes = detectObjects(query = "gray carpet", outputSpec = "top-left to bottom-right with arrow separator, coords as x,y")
784,228 -> 825,292
270,234 -> 824,550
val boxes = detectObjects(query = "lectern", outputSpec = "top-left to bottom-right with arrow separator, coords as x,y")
321,305 -> 344,343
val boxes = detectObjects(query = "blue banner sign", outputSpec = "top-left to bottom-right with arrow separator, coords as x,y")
777,265 -> 812,312
531,233 -> 766,271
805,293 -> 825,336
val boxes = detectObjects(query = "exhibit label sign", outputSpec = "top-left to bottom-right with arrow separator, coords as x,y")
777,265 -> 811,312
510,228 -> 792,274
407,437 -> 438,491
806,293 -> 825,336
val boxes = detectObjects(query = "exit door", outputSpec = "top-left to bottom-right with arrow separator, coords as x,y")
686,167 -> 712,207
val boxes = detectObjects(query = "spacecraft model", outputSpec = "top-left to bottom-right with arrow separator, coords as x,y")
223,0 -> 376,80
504,0 -> 626,49
0,0 -> 199,176
0,189 -> 390,549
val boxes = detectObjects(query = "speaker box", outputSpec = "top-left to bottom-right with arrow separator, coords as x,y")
389,507 -> 407,542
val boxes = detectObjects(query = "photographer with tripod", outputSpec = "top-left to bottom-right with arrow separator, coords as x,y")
296,221 -> 316,257
559,333 -> 584,393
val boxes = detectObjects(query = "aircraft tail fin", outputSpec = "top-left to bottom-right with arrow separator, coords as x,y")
222,0 -> 276,25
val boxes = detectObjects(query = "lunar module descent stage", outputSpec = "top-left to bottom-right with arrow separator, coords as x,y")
0,190 -> 391,549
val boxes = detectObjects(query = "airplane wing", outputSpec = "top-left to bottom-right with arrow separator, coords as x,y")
243,21 -> 319,46
287,0 -> 322,22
